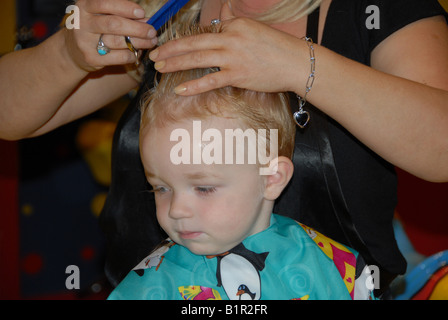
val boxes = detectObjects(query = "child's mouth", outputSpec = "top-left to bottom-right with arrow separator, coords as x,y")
179,231 -> 203,239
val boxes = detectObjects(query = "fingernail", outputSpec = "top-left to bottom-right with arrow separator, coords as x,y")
154,60 -> 165,70
147,28 -> 157,38
174,86 -> 187,95
134,8 -> 145,19
149,49 -> 159,60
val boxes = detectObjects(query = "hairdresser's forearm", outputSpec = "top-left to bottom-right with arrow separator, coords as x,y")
0,29 -> 140,140
307,45 -> 448,182
0,30 -> 91,139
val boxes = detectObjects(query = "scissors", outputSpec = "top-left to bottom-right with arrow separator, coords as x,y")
125,0 -> 191,65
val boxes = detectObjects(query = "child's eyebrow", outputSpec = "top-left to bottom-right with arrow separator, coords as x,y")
145,171 -> 157,179
184,172 -> 220,180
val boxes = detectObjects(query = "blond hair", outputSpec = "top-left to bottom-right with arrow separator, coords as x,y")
134,0 -> 322,39
128,0 -> 321,80
140,23 -> 295,160
126,0 -> 202,81
134,0 -> 202,43
247,0 -> 322,24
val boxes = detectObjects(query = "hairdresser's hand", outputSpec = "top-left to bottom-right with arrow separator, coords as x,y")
149,2 -> 307,95
64,0 -> 158,72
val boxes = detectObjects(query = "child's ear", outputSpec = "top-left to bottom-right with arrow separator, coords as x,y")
263,156 -> 294,201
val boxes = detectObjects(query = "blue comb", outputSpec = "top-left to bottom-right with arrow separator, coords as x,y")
125,0 -> 190,64
147,0 -> 191,31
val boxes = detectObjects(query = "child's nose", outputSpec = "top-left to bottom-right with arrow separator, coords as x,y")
168,191 -> 193,219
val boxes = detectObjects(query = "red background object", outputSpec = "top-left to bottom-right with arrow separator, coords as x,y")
396,168 -> 448,256
0,140 -> 20,299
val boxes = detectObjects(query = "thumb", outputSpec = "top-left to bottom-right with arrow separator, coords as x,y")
220,1 -> 235,21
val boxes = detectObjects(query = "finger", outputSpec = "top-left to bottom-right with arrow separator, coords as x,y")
84,0 -> 146,20
98,34 -> 157,50
89,15 -> 156,39
153,48 -> 226,73
92,49 -> 138,67
150,33 -> 224,62
174,71 -> 232,96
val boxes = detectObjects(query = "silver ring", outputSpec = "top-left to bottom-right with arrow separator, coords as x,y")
97,34 -> 110,56
211,19 -> 221,25
124,36 -> 140,66
124,36 -> 138,58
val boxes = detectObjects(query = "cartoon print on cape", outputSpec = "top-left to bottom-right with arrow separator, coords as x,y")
132,240 -> 175,276
178,286 -> 222,300
298,222 -> 357,298
210,243 -> 269,300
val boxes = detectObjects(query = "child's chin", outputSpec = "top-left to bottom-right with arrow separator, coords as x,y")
185,244 -> 230,256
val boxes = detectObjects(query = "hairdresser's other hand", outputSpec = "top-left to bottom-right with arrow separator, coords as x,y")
149,1 -> 306,95
65,0 -> 158,72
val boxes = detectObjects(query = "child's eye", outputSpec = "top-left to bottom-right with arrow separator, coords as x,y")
150,186 -> 170,194
195,186 -> 216,196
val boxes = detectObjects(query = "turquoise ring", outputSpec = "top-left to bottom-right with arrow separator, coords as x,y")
96,34 -> 110,56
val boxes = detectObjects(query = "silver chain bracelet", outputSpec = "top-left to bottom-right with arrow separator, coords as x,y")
293,36 -> 315,128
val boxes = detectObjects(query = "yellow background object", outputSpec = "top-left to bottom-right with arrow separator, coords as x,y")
76,119 -> 116,186
439,0 -> 448,12
429,272 -> 448,300
0,0 -> 17,55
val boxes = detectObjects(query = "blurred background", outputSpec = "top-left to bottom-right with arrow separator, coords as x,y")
0,0 -> 132,299
0,0 -> 447,300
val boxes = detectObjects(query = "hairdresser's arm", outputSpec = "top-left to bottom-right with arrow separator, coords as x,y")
150,14 -> 448,182
0,0 -> 156,140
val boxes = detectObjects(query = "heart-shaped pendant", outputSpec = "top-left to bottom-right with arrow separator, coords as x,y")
293,110 -> 310,128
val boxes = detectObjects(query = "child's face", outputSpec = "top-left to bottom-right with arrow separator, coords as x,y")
140,116 -> 272,255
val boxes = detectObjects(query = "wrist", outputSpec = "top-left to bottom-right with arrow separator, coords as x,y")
291,37 -> 316,128
291,37 -> 316,96
56,28 -> 92,77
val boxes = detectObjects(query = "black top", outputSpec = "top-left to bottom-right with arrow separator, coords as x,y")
100,0 -> 447,290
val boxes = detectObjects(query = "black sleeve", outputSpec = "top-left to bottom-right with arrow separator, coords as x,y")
368,0 -> 448,51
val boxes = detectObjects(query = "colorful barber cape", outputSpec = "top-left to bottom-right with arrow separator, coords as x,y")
108,214 -> 367,300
